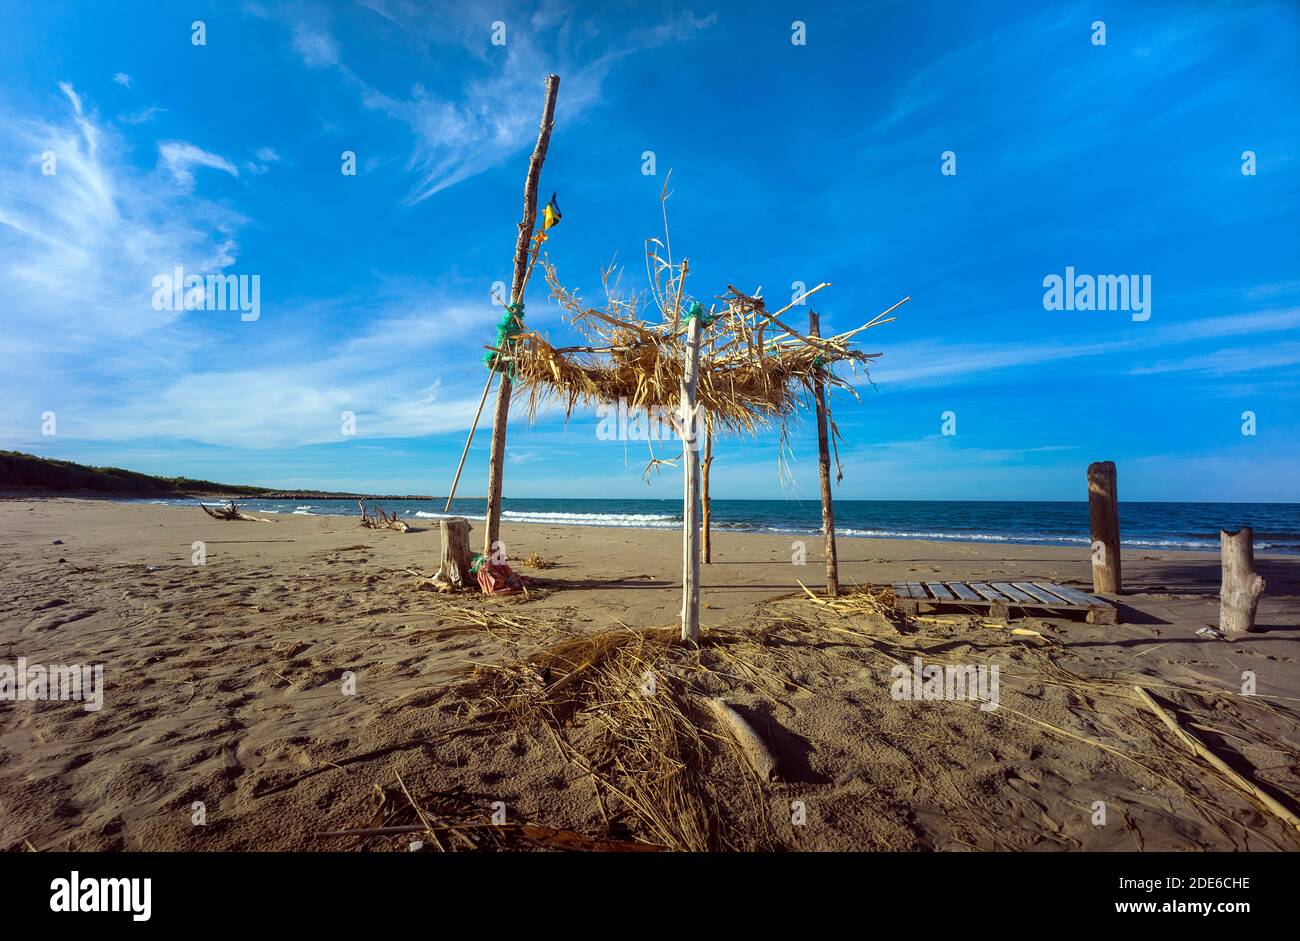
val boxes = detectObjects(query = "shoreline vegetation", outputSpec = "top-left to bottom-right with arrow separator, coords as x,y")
0,451 -> 436,501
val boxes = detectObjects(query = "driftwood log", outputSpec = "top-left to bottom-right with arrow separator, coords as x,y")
358,498 -> 409,532
704,697 -> 778,781
1220,527 -> 1265,636
198,500 -> 273,523
433,517 -> 474,591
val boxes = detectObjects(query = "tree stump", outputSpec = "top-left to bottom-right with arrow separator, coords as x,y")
1220,527 -> 1265,636
435,517 -> 474,590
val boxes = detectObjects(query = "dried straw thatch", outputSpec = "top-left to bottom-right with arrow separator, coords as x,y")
484,183 -> 906,444
492,263 -> 903,439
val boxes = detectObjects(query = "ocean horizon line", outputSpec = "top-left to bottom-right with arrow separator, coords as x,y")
154,494 -> 1300,555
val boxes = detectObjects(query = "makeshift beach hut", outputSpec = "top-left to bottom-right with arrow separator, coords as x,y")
490,222 -> 906,640
440,75 -> 904,621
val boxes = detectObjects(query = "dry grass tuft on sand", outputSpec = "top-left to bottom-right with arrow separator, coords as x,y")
520,551 -> 558,570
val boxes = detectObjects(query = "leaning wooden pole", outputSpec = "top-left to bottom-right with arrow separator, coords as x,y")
680,313 -> 703,642
483,73 -> 560,558
1087,460 -> 1121,594
701,422 -> 713,564
810,311 -> 839,597
444,369 -> 496,512
1220,527 -> 1266,636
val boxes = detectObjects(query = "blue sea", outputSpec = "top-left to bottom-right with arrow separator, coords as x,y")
156,497 -> 1300,554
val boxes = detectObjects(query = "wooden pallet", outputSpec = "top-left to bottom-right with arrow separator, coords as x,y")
892,580 -> 1116,624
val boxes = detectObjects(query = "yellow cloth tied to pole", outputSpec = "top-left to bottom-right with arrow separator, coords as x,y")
540,192 -> 562,238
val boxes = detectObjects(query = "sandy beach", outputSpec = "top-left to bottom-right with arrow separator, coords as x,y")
1,496 -> 1298,852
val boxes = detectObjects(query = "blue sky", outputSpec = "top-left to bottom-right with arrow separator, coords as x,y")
1,0 -> 1297,501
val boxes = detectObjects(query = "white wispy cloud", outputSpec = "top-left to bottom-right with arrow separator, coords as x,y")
112,72 -> 131,89
0,85 -> 240,339
265,1 -> 715,202
0,85 -> 244,432
0,80 -> 564,453
121,106 -> 162,125
90,366 -> 485,448
158,140 -> 240,187
291,19 -> 341,68
58,81 -> 84,116
1128,341 -> 1300,376
246,146 -> 281,175
870,307 -> 1300,387
28,292 -> 538,448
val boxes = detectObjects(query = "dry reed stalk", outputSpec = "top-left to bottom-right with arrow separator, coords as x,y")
1136,685 -> 1300,832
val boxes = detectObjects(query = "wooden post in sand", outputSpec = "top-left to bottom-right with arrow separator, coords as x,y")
810,312 -> 839,597
483,74 -> 560,558
1220,527 -> 1266,635
701,424 -> 713,564
680,314 -> 703,642
435,517 -> 474,589
1087,461 -> 1121,594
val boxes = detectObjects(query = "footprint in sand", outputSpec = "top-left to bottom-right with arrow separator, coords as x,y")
29,606 -> 98,632
31,598 -> 70,612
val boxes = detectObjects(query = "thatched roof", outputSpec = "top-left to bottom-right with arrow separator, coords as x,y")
491,260 -> 905,439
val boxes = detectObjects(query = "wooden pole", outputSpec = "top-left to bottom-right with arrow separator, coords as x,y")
483,74 -> 560,558
810,311 -> 839,597
1087,460 -> 1121,594
701,423 -> 713,564
680,314 -> 703,642
444,370 -> 496,512
1220,527 -> 1266,635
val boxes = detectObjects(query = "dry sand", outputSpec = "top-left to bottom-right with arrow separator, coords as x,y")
1,497 -> 1297,851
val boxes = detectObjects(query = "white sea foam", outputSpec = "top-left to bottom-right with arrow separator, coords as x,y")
835,528 -> 1092,544
502,510 -> 678,528
135,498 -> 1296,553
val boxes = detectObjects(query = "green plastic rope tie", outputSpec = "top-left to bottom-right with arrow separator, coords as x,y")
685,301 -> 716,327
469,553 -> 486,575
484,301 -> 526,374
